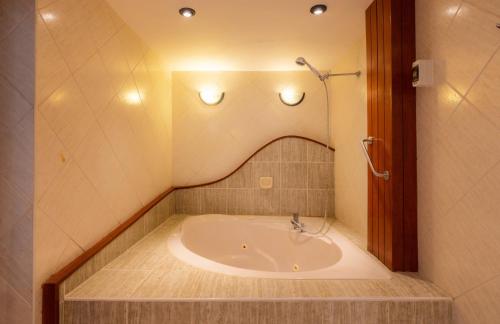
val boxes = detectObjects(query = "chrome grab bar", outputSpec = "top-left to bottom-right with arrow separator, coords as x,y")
360,137 -> 390,181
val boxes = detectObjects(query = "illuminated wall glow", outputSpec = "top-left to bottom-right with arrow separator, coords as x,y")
124,90 -> 142,105
199,86 -> 224,106
279,87 -> 305,106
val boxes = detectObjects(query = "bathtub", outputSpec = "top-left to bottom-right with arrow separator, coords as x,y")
167,214 -> 391,279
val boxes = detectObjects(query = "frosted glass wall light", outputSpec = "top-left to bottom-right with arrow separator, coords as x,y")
279,87 -> 305,106
199,87 -> 224,106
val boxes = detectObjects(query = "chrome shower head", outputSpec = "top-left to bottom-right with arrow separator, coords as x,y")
295,57 -> 325,80
295,57 -> 306,66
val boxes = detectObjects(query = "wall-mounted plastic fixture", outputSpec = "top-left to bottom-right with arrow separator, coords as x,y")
199,88 -> 225,106
279,88 -> 305,106
412,60 -> 434,87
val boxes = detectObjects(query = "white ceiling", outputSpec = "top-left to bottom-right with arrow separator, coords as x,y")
106,0 -> 372,71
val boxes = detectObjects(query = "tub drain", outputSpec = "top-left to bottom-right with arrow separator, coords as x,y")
293,264 -> 300,272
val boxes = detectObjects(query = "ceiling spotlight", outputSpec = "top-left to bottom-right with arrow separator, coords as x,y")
310,4 -> 327,16
179,7 -> 196,18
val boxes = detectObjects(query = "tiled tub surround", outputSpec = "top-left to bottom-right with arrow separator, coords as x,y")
63,215 -> 452,323
175,137 -> 335,218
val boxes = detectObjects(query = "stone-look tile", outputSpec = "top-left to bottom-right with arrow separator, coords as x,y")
175,189 -> 200,214
467,50 -> 500,129
200,189 -> 227,214
73,53 -> 115,115
281,137 -> 307,162
308,189 -> 334,217
280,189 -> 307,217
227,189 -> 254,215
308,163 -> 334,189
0,13 -> 35,104
467,0 -> 500,16
308,142 -> 334,162
35,14 -> 70,105
253,189 -> 280,215
64,301 -> 126,324
440,3 -> 500,95
143,207 -> 160,234
69,300 -> 451,324
0,276 -> 32,324
252,141 -> 281,162
252,162 -> 280,189
227,163 -> 253,188
453,275 -> 500,324
202,177 -> 228,189
281,163 -> 307,189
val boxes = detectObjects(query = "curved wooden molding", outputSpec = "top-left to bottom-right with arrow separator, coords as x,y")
42,135 -> 334,324
176,135 -> 335,189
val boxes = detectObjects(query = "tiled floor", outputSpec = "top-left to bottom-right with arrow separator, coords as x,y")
64,215 -> 452,323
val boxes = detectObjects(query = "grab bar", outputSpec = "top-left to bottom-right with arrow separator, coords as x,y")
360,137 -> 390,181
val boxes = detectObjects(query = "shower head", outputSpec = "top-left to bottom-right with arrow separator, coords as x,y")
295,57 -> 325,81
295,57 -> 306,66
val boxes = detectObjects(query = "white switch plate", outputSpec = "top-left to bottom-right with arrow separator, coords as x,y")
259,177 -> 273,189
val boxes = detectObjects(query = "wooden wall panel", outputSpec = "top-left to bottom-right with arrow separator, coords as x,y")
365,0 -> 417,271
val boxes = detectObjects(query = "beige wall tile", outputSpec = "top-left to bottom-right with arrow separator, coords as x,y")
281,163 -> 307,189
0,276 -> 32,324
281,137 -> 307,162
252,162 -> 280,189
35,14 -> 70,105
175,189 -> 200,214
252,141 -> 281,162
0,76 -> 32,130
0,14 -> 35,104
280,189 -> 306,216
307,142 -> 334,162
453,275 -> 500,324
73,125 -> 142,220
40,0 -> 97,72
308,163 -> 334,189
38,78 -> 96,152
98,32 -> 130,93
227,189 -> 254,215
200,189 -> 227,214
73,53 -> 115,115
64,301 -> 126,323
467,50 -> 500,129
440,3 -> 500,95
227,163 -> 253,188
253,188 -> 280,215
308,189 -> 334,217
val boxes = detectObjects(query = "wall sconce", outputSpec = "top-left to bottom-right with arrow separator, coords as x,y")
199,87 -> 225,106
279,87 -> 305,106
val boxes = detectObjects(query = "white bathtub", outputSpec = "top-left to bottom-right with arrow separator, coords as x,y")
167,214 -> 391,279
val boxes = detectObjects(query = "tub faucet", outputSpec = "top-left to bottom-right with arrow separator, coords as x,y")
291,213 -> 305,232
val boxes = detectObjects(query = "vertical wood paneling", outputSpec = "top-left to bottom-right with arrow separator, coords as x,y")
370,3 -> 379,259
365,8 -> 373,254
365,0 -> 417,271
376,0 -> 386,263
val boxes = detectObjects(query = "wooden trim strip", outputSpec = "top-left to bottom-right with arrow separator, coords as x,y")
175,135 -> 335,189
42,135 -> 334,324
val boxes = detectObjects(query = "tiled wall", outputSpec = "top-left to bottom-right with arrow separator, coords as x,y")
35,0 -> 173,322
172,71 -> 329,186
175,137 -> 334,217
330,39 -> 368,239
0,1 -> 35,323
59,194 -> 175,319
416,0 -> 500,323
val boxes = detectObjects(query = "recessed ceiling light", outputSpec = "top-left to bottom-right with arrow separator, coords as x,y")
179,7 -> 196,18
310,4 -> 327,16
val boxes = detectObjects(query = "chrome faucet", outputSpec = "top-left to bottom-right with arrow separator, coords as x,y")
291,213 -> 305,232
